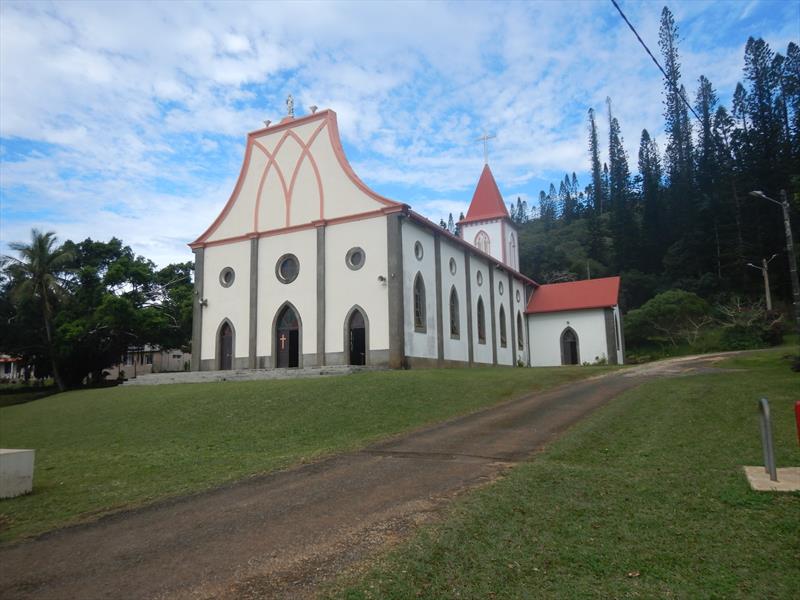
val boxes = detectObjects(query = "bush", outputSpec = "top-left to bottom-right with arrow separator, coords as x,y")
715,298 -> 785,350
624,289 -> 712,347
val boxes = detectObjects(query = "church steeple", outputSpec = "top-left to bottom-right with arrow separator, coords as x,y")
462,164 -> 510,223
458,164 -> 519,271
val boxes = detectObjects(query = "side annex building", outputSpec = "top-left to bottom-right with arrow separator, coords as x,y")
189,108 -> 624,371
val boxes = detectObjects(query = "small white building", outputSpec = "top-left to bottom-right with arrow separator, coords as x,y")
526,277 -> 624,366
189,106 -> 623,370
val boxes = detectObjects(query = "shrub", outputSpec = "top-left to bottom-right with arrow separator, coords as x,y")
624,289 -> 712,347
715,298 -> 785,350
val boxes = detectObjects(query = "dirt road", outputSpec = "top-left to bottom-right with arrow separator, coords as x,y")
0,354 -> 732,599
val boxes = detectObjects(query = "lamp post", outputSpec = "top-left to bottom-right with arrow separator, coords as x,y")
747,254 -> 778,311
749,190 -> 800,340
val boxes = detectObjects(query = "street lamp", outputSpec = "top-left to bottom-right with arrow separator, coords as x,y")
746,254 -> 778,311
749,190 -> 799,341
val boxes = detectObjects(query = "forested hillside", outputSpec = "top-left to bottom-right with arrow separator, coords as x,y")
452,7 -> 799,315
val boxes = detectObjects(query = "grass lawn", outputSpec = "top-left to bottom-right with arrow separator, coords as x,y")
328,349 -> 800,599
0,365 -> 609,543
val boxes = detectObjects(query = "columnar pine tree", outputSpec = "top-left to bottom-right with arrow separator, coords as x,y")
588,108 -> 604,213
659,7 -> 695,242
638,129 -> 663,272
607,98 -> 636,270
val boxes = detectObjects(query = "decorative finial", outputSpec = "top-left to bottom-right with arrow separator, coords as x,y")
309,105 -> 318,114
475,132 -> 496,165
263,119 -> 271,128
286,94 -> 294,118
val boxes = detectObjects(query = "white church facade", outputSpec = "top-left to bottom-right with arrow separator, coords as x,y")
189,107 -> 624,371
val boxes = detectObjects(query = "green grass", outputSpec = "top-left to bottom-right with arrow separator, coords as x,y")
328,350 -> 800,599
0,365 -> 609,543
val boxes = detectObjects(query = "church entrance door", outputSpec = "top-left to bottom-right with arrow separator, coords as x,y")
348,310 -> 366,365
561,328 -> 579,365
219,322 -> 233,370
276,305 -> 299,368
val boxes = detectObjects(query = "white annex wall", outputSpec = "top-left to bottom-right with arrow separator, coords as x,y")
325,216 -> 390,354
470,255 -> 493,364
402,221 -> 438,359
527,308 -> 609,367
439,239 -> 469,362
201,240 -> 251,361
256,228 -> 317,361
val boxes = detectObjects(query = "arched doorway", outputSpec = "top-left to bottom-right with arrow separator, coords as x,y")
218,320 -> 234,370
561,327 -> 579,365
348,309 -> 366,365
275,305 -> 300,368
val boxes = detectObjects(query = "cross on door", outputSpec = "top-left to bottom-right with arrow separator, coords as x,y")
279,334 -> 287,349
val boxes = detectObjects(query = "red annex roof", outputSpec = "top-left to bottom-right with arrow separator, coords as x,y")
526,276 -> 620,314
460,164 -> 510,223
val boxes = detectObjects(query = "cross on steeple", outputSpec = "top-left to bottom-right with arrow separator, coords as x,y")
476,132 -> 496,165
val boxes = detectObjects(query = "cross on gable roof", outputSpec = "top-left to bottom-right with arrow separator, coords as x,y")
460,164 -> 510,224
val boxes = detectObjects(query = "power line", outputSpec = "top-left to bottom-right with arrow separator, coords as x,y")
609,0 -> 701,123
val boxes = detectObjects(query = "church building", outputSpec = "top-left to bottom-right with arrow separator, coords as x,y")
189,105 -> 624,371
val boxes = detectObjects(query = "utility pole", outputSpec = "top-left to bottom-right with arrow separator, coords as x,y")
750,189 -> 800,341
747,254 -> 778,311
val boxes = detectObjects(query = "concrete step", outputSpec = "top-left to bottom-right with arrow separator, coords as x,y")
122,365 -> 385,386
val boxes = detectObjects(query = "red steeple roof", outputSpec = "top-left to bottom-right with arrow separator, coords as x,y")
526,276 -> 620,314
461,164 -> 510,223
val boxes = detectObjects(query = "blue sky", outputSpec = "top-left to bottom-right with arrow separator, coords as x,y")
1,0 -> 797,267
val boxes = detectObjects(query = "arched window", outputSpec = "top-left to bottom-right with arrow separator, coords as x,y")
449,286 -> 460,338
474,230 -> 490,254
499,305 -> 507,347
509,233 -> 517,269
477,296 -> 486,344
517,312 -> 524,350
414,273 -> 426,332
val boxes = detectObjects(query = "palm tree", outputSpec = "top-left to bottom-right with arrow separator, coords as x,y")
4,230 -> 73,391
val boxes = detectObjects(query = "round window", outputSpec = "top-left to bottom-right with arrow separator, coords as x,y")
449,257 -> 457,275
414,241 -> 424,260
499,281 -> 504,295
516,289 -> 521,303
219,267 -> 235,288
346,247 -> 365,271
476,271 -> 483,286
275,254 -> 300,284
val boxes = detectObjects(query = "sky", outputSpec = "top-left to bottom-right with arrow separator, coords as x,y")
1,0 -> 797,267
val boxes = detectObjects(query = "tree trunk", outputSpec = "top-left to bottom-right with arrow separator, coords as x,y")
41,298 -> 65,392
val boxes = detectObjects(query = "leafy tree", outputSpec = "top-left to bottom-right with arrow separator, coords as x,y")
624,290 -> 712,347
3,230 -> 73,390
1,233 -> 194,389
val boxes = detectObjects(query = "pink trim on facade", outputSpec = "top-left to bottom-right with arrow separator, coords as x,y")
285,122 -> 327,225
325,112 -> 400,208
252,137 -> 291,231
190,208 -> 398,250
189,109 -> 402,249
191,139 -> 255,246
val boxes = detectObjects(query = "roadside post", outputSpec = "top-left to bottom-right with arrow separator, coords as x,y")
758,398 -> 778,482
795,401 -> 800,447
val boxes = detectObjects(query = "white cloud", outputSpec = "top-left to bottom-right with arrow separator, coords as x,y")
1,0 -> 794,264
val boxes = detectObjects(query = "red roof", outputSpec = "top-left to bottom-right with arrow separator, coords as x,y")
460,164 -> 510,223
526,276 -> 620,314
